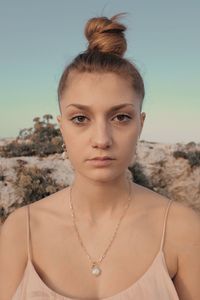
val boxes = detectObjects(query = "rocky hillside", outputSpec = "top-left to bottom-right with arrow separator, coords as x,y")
137,141 -> 200,208
0,138 -> 199,223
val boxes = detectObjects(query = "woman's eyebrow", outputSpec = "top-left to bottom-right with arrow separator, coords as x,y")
65,103 -> 135,112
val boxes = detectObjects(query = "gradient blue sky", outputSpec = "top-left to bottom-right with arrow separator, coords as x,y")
0,0 -> 199,143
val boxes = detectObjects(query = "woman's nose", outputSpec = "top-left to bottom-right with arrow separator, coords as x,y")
91,122 -> 112,149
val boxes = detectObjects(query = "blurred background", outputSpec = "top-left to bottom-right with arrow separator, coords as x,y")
0,0 -> 199,143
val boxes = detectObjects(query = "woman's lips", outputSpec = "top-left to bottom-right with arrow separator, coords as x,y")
87,158 -> 114,167
90,157 -> 113,160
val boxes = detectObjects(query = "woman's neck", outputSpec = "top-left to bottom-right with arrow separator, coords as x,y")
70,174 -> 133,225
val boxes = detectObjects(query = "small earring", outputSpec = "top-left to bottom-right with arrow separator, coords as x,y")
62,143 -> 69,160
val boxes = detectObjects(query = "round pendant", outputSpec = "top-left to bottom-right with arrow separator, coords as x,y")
91,264 -> 102,276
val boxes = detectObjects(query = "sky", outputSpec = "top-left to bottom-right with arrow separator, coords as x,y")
0,0 -> 199,143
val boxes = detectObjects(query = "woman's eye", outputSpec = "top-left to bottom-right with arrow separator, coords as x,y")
70,114 -> 132,125
70,115 -> 88,124
114,114 -> 132,122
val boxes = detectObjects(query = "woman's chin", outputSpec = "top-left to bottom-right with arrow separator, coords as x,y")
80,169 -> 127,183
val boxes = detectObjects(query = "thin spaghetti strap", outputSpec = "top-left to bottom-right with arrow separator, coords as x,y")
26,205 -> 32,261
160,199 -> 173,251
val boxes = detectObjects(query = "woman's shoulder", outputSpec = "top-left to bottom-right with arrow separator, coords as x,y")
1,186 -> 70,235
0,203 -> 28,297
1,203 -> 27,235
135,182 -> 199,214
134,182 -> 200,239
28,186 -> 70,220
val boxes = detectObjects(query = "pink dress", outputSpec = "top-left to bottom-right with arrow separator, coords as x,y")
11,199 -> 180,299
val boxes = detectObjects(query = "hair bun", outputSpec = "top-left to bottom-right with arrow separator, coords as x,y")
84,13 -> 127,57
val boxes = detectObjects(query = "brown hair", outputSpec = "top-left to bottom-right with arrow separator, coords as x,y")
57,13 -> 145,111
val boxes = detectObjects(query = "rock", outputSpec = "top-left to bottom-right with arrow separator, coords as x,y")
0,140 -> 199,219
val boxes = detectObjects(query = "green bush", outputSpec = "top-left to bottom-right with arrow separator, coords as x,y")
186,141 -> 196,147
128,162 -> 153,190
173,150 -> 188,160
0,206 -> 7,224
187,151 -> 200,168
0,166 -> 6,181
173,150 -> 200,168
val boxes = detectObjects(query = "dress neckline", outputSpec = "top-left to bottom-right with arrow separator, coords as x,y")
26,249 -> 167,300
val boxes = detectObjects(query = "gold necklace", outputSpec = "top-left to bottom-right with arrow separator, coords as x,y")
69,179 -> 132,277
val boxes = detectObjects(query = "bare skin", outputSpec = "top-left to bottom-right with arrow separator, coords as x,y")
2,181 -> 200,300
1,72 -> 200,299
21,183 -> 178,299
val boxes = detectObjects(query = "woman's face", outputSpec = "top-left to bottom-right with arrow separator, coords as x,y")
57,72 -> 146,182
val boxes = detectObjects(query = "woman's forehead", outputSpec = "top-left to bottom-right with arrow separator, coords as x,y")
67,71 -> 132,87
61,72 -> 141,111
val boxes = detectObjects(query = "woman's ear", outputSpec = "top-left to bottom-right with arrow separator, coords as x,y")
57,115 -> 61,124
139,112 -> 146,136
57,115 -> 63,134
140,112 -> 146,127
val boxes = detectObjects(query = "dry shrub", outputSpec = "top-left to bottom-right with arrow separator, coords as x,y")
0,114 -> 63,158
13,164 -> 64,206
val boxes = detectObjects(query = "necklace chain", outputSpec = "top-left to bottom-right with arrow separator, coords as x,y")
69,180 -> 133,276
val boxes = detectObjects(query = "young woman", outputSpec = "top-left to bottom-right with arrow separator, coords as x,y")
1,13 -> 200,300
